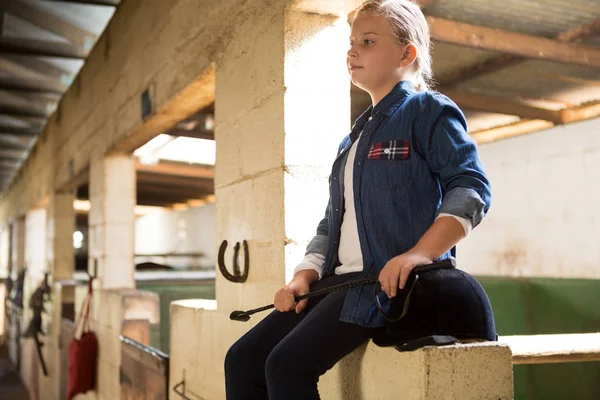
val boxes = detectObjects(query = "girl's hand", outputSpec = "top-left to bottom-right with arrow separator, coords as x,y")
378,251 -> 432,298
274,277 -> 311,314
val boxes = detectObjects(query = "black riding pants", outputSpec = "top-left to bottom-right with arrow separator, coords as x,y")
224,273 -> 377,400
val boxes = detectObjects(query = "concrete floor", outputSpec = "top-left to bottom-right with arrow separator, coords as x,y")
0,345 -> 29,400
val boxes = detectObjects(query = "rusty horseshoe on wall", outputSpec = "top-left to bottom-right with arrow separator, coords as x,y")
218,240 -> 249,283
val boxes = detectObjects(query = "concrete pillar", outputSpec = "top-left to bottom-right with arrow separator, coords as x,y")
7,217 -> 24,369
0,224 -> 9,278
21,208 -> 47,399
215,3 -> 350,312
0,224 -> 8,340
169,4 -> 352,398
24,208 -> 48,290
89,152 -> 136,290
33,192 -> 75,400
11,215 -> 26,277
46,192 -> 75,281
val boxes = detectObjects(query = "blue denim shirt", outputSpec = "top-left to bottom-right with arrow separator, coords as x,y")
305,81 -> 492,327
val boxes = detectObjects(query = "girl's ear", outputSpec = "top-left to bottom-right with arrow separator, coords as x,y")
400,44 -> 418,67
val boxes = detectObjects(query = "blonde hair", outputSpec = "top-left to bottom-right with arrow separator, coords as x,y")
356,0 -> 433,91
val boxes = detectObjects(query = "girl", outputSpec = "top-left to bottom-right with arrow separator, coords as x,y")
225,0 -> 492,398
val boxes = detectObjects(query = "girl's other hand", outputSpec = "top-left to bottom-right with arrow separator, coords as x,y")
378,251 -> 432,298
274,276 -> 311,314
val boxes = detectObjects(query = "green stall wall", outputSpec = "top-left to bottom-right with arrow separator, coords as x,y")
479,276 -> 600,400
138,281 -> 215,354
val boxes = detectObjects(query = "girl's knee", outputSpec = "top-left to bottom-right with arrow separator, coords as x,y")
264,344 -> 289,379
265,342 -> 308,380
225,339 -> 251,374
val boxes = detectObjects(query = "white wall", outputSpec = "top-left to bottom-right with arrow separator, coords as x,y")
459,117 -> 600,278
135,204 -> 216,269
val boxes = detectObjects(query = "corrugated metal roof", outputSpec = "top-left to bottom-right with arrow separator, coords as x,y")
21,0 -> 116,37
0,0 -> 118,194
431,41 -> 500,78
4,14 -> 71,44
425,0 -> 600,133
427,0 -> 600,38
456,58 -> 600,106
464,110 -> 521,132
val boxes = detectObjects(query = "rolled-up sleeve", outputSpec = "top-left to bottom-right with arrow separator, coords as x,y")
416,92 -> 491,228
305,201 -> 330,257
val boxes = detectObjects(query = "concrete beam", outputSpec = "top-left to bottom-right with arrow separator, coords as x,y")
110,64 -> 216,154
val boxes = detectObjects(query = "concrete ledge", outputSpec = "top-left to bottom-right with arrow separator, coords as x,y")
501,333 -> 600,364
320,341 -> 513,400
170,301 -> 514,400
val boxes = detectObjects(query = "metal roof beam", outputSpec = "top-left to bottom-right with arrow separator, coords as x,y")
428,16 -> 600,69
0,126 -> 42,136
0,114 -> 46,128
137,172 -> 213,189
0,143 -> 29,152
0,90 -> 51,116
0,36 -> 86,59
0,54 -> 71,79
0,134 -> 31,149
437,19 -> 600,87
0,107 -> 48,118
167,128 -> 214,141
354,83 -> 564,125
8,91 -> 61,104
135,161 -> 215,180
0,158 -> 19,165
0,158 -> 20,166
38,0 -> 120,6
0,149 -> 27,160
0,76 -> 66,94
441,89 -> 563,124
2,1 -> 96,49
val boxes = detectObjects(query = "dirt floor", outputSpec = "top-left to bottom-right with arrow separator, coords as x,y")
0,344 -> 29,400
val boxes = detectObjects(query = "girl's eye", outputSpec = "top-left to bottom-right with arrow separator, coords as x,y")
364,39 -> 374,45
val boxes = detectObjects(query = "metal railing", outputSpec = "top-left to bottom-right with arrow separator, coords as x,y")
120,335 -> 169,399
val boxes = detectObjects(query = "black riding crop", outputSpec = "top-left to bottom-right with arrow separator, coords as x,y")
229,258 -> 455,322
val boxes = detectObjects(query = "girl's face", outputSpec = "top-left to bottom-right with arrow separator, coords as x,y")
348,11 -> 414,96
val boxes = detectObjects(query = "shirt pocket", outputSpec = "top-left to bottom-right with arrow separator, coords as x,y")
367,140 -> 412,189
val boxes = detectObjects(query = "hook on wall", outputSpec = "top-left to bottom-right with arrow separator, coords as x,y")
172,370 -> 204,400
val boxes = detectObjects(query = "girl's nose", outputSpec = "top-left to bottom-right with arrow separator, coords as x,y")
347,46 -> 357,58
